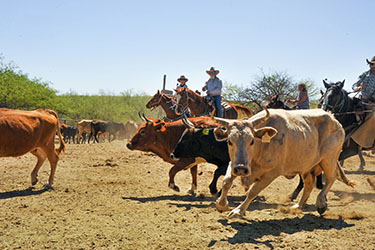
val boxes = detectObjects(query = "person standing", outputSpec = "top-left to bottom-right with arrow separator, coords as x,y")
202,67 -> 223,117
352,56 -> 375,102
287,83 -> 310,109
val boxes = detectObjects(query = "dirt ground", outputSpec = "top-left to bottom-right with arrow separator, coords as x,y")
1,140 -> 375,250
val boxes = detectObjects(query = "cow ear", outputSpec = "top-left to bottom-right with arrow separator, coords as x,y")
253,127 -> 278,143
214,127 -> 228,141
320,89 -> 324,95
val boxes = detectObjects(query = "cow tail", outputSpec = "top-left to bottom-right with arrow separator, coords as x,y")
55,116 -> 66,155
233,104 -> 253,118
336,161 -> 355,188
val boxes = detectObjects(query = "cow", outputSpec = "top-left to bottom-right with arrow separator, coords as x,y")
90,121 -> 125,143
0,108 -> 65,188
124,121 -> 139,139
170,117 -> 250,194
212,107 -> 354,218
126,113 -> 222,194
60,125 -> 78,144
77,119 -> 93,143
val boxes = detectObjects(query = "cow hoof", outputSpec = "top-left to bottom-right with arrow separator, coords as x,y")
31,178 -> 38,186
169,183 -> 180,192
187,188 -> 195,195
43,184 -> 54,190
209,185 -> 218,195
228,207 -> 245,219
216,199 -> 229,213
316,194 -> 327,215
317,206 -> 327,215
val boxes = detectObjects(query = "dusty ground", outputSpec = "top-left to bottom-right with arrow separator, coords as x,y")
1,140 -> 375,250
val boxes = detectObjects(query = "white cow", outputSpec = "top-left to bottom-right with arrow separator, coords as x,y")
213,107 -> 354,218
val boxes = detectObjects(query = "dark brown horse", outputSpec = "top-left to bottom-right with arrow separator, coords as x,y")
175,88 -> 253,119
146,90 -> 181,120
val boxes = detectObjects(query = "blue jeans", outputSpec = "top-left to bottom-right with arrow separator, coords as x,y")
211,95 -> 223,118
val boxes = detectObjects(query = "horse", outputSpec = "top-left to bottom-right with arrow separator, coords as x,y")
322,79 -> 371,171
266,95 -> 292,110
175,87 -> 253,119
146,90 -> 182,121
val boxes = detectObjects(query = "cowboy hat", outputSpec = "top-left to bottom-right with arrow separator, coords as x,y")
366,56 -> 375,65
206,67 -> 220,75
177,75 -> 188,82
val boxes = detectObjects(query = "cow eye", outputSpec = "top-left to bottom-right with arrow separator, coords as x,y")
140,129 -> 145,135
250,140 -> 254,145
227,140 -> 233,146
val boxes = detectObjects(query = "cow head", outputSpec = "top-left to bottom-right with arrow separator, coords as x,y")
321,79 -> 345,112
213,108 -> 277,177
126,113 -> 166,151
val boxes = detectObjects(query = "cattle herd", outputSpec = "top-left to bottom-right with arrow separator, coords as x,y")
1,86 -> 375,222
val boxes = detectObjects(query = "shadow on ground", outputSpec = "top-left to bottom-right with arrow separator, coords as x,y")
0,187 -> 49,199
207,214 -> 354,249
122,194 -> 283,211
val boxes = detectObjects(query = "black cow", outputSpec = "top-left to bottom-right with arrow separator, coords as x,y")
90,121 -> 125,143
170,124 -> 229,195
61,125 -> 78,144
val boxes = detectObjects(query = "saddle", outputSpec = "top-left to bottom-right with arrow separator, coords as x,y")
351,107 -> 375,148
204,96 -> 231,116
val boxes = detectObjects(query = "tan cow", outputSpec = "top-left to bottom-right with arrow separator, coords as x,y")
0,108 -> 65,188
213,107 -> 354,218
77,119 -> 93,143
124,120 -> 139,139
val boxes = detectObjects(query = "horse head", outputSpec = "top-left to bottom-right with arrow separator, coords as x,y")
321,79 -> 346,112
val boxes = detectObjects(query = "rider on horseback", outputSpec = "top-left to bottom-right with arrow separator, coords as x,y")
202,67 -> 224,118
352,56 -> 375,122
175,75 -> 192,117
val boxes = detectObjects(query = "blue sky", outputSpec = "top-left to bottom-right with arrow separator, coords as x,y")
1,0 -> 374,96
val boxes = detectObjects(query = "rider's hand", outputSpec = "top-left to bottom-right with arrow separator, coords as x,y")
202,86 -> 207,91
207,91 -> 211,95
354,86 -> 362,92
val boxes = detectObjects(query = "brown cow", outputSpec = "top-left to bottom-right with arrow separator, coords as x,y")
126,114 -> 220,194
0,108 -> 65,188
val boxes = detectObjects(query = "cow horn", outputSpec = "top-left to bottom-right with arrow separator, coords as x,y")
182,115 -> 194,129
251,106 -> 270,127
138,112 -> 145,121
142,113 -> 151,122
212,117 -> 230,128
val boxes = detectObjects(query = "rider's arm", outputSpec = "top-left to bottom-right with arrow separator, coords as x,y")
296,92 -> 307,103
352,72 -> 367,90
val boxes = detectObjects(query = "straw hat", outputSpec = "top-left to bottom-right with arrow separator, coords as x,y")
206,67 -> 220,75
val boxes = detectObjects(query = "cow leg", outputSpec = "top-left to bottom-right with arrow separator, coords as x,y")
209,164 -> 227,195
294,171 -> 315,210
289,175 -> 304,201
228,173 -> 277,218
216,166 -> 236,212
30,149 -> 47,186
168,159 -> 196,193
187,165 -> 197,194
41,144 -> 60,188
315,160 -> 337,215
358,150 -> 365,171
316,174 -> 323,189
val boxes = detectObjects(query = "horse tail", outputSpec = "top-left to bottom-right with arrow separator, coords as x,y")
231,104 -> 253,118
